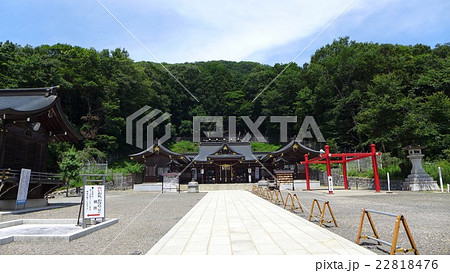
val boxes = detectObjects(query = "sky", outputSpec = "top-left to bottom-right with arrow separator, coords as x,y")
0,0 -> 449,66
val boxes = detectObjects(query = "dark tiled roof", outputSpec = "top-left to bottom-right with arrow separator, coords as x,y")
0,87 -> 59,115
194,142 -> 257,162
260,140 -> 320,161
0,86 -> 81,142
130,143 -> 191,163
0,95 -> 56,114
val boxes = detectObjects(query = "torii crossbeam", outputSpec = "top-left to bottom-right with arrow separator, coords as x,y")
301,144 -> 381,194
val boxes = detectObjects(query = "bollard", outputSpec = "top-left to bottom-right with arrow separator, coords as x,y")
438,167 -> 443,193
387,172 -> 392,193
448,184 -> 449,194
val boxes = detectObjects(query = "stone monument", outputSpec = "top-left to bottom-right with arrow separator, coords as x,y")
402,145 -> 440,191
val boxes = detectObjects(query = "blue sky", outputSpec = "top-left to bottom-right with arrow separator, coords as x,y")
0,0 -> 448,65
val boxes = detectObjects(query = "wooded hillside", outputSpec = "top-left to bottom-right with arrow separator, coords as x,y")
1,37 -> 449,164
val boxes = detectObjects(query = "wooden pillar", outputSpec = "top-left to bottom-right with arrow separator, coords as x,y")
325,145 -> 333,194
304,154 -> 310,191
371,144 -> 381,192
342,156 -> 348,190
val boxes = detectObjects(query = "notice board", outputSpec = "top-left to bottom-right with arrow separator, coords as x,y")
84,185 -> 105,218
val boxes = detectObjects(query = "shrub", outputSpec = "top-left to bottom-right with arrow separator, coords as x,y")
423,160 -> 450,185
58,146 -> 83,188
251,142 -> 281,152
169,141 -> 199,153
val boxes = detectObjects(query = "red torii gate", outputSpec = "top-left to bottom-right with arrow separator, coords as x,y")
302,144 -> 381,194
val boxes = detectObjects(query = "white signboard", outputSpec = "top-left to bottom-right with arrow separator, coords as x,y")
84,185 -> 105,218
163,173 -> 179,192
16,168 -> 31,206
327,176 -> 334,192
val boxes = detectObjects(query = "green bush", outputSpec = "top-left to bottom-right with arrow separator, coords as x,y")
251,142 -> 281,152
169,141 -> 199,153
58,146 -> 83,188
423,160 -> 450,185
111,160 -> 144,175
378,164 -> 403,180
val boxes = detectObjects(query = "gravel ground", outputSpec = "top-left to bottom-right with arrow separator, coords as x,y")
1,188 -> 449,255
0,190 -> 205,255
278,188 -> 450,255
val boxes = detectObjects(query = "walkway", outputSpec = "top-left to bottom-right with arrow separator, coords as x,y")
147,190 -> 375,255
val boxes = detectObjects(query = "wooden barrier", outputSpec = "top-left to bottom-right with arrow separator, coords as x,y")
267,189 -> 275,200
257,186 -> 264,197
260,187 -> 269,199
270,190 -> 285,205
283,192 -> 304,213
356,209 -> 419,255
308,198 -> 338,227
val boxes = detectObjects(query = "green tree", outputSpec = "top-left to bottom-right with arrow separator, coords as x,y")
58,146 -> 83,188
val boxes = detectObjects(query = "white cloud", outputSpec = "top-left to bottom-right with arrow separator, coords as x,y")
100,0 -> 396,63
143,0 -> 394,62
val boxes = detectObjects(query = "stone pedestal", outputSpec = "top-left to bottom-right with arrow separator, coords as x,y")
257,179 -> 269,187
188,181 -> 199,193
403,146 -> 440,191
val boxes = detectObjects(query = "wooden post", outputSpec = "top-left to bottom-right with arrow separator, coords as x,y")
342,157 -> 348,190
401,216 -> 420,255
356,209 -> 366,245
65,176 -> 69,197
371,144 -> 381,192
325,145 -> 333,194
304,154 -> 310,191
390,215 -> 402,255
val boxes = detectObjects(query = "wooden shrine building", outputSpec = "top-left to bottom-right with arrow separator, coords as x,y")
0,86 -> 81,209
131,140 -> 320,184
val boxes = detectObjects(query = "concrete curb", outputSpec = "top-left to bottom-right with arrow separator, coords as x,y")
0,218 -> 118,245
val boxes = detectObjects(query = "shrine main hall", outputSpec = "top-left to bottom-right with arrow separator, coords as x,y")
130,140 -> 320,184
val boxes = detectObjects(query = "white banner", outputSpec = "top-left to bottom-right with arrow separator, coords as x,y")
327,175 -> 334,192
16,168 -> 31,206
84,185 -> 105,218
255,167 -> 260,180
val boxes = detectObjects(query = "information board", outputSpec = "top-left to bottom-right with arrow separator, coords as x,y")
84,185 -> 105,218
162,173 -> 179,192
16,168 -> 31,206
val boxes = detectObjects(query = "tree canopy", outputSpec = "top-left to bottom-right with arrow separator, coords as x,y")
1,37 -> 448,165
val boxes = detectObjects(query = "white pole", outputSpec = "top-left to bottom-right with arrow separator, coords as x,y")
387,172 -> 391,192
447,184 -> 449,194
438,167 -> 444,193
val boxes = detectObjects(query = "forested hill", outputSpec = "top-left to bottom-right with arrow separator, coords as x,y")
1,37 -> 449,161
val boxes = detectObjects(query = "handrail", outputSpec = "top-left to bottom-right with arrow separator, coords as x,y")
364,209 -> 398,217
0,169 -> 64,184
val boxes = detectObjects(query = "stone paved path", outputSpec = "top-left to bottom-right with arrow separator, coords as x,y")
147,190 -> 375,255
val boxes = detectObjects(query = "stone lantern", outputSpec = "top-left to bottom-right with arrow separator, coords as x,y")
402,145 -> 440,191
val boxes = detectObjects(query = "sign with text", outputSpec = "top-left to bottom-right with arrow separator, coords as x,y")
327,176 -> 334,192
84,185 -> 105,218
16,168 -> 31,206
162,173 -> 179,192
